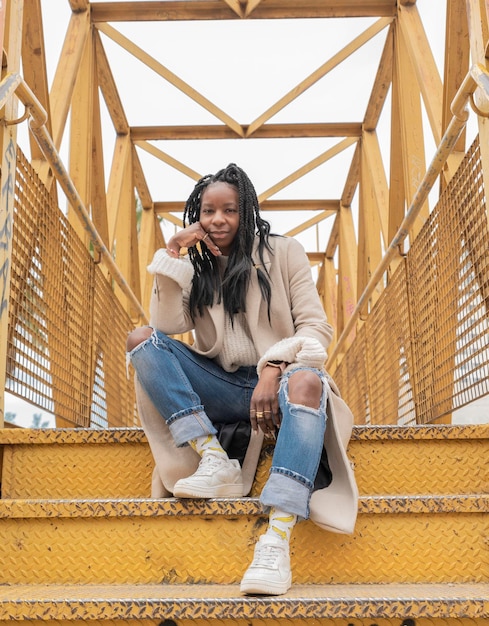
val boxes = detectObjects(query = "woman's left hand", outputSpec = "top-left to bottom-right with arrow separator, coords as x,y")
250,366 -> 282,436
166,222 -> 221,258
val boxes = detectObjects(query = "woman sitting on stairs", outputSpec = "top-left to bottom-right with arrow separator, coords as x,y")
126,163 -> 358,596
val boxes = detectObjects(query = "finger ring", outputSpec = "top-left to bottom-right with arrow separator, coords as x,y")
202,232 -> 209,241
255,412 -> 264,418
264,410 -> 271,414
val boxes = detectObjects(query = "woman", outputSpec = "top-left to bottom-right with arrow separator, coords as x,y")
126,163 -> 358,596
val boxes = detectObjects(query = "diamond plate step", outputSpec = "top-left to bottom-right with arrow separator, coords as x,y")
0,428 -> 153,499
0,495 -> 487,586
0,582 -> 487,622
1,424 -> 488,499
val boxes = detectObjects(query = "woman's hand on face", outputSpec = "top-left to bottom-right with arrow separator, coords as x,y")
250,366 -> 282,437
166,222 -> 221,258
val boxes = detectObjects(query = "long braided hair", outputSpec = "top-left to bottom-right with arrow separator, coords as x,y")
183,163 -> 274,321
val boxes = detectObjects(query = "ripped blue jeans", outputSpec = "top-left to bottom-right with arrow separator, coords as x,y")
128,328 -> 328,519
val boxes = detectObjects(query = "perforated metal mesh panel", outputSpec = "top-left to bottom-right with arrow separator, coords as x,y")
7,149 -> 137,427
336,137 -> 489,425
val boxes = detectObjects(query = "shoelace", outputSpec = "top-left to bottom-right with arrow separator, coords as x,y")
195,454 -> 225,476
252,542 -> 285,569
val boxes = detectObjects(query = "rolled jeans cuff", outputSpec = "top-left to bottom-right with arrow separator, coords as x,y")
260,471 -> 311,520
168,406 -> 217,447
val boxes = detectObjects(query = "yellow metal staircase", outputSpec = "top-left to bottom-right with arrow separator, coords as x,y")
1,3 -> 489,624
0,424 -> 487,624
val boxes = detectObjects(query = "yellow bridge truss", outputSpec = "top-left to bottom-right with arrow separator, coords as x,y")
0,0 -> 488,428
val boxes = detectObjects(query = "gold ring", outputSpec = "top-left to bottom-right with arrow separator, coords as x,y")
255,412 -> 264,418
202,232 -> 209,241
264,410 -> 272,414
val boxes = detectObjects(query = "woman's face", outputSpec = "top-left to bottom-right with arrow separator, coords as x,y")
199,182 -> 240,256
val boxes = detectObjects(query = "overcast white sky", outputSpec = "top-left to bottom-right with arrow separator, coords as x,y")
8,0 -> 485,426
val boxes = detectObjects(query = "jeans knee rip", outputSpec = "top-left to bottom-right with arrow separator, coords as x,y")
288,402 -> 321,417
125,336 -> 149,377
279,367 -> 329,415
125,328 -> 158,377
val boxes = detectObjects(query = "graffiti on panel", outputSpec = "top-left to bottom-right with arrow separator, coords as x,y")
0,138 -> 15,317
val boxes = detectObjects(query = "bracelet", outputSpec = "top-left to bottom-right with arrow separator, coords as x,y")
266,360 -> 287,374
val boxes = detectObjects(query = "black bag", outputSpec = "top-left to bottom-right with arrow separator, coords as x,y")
216,421 -> 332,491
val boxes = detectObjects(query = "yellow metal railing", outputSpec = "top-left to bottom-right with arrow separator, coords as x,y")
326,64 -> 489,425
0,73 -> 141,427
333,136 -> 489,424
328,63 -> 489,369
0,72 -> 147,325
7,150 -> 137,427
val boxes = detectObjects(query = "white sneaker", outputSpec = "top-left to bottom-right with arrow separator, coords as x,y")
240,534 -> 292,595
173,452 -> 243,498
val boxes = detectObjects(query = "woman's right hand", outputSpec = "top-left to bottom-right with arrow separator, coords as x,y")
167,222 -> 221,258
250,366 -> 282,437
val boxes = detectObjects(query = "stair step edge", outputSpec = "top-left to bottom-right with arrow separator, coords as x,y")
0,494 -> 488,519
0,582 -> 487,621
1,423 -> 488,445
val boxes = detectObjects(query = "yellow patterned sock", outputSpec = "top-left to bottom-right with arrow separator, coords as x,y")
266,507 -> 297,542
189,434 -> 228,459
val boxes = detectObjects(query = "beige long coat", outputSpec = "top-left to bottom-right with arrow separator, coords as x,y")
136,235 -> 359,535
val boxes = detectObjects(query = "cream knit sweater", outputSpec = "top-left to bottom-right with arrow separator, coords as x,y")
147,247 -> 327,375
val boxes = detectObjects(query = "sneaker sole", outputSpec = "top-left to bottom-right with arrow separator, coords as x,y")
173,483 -> 244,498
240,575 -> 292,596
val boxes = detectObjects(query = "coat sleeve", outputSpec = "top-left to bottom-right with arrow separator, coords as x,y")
286,237 -> 333,347
147,249 -> 195,335
257,237 -> 334,374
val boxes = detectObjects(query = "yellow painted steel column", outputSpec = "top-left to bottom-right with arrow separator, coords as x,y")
466,0 -> 489,227
337,203 -> 357,351
0,0 -> 23,426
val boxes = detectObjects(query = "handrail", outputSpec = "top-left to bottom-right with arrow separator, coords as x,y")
326,63 -> 489,369
0,73 -> 148,324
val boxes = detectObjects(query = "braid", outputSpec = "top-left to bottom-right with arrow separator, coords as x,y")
183,163 -> 273,320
